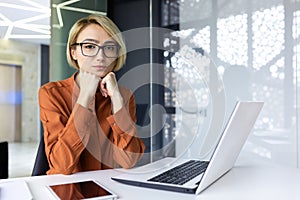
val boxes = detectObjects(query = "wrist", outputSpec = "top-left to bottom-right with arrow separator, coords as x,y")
77,92 -> 94,108
111,92 -> 123,113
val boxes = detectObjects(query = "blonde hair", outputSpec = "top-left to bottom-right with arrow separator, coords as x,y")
66,14 -> 126,71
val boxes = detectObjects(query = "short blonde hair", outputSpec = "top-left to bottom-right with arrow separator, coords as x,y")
66,14 -> 126,71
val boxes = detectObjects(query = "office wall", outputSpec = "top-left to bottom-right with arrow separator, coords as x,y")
0,39 -> 40,142
0,64 -> 21,142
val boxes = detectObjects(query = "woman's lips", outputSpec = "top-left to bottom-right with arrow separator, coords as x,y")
93,65 -> 106,71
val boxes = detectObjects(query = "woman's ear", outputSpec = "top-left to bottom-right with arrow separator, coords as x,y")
71,48 -> 77,60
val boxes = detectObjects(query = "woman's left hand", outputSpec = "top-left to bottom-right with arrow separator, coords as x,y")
100,72 -> 119,98
100,72 -> 123,113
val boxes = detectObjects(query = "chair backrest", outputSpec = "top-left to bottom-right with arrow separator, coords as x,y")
31,135 -> 49,176
135,104 -> 149,126
0,141 -> 8,179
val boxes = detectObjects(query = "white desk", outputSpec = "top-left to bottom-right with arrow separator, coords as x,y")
1,164 -> 300,200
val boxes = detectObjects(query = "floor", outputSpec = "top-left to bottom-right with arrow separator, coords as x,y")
8,142 -> 39,178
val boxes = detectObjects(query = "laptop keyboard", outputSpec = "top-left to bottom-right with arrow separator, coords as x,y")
147,160 -> 209,185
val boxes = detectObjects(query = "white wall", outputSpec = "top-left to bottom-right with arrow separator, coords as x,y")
0,39 -> 40,142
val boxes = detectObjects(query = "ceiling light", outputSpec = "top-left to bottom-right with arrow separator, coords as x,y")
0,1 -> 50,42
0,2 -> 49,13
8,35 -> 50,39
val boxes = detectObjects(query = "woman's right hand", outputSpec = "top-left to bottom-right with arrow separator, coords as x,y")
76,70 -> 101,108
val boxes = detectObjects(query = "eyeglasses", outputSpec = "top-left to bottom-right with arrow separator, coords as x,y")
72,42 -> 120,58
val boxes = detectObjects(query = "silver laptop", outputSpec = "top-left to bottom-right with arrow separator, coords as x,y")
112,101 -> 264,194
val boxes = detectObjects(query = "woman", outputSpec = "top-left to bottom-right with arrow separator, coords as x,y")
39,14 -> 145,175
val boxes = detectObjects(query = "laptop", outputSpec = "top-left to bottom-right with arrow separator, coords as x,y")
112,101 -> 264,194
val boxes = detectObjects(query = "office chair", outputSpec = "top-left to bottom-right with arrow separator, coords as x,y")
31,135 -> 49,176
135,104 -> 149,127
0,141 -> 8,179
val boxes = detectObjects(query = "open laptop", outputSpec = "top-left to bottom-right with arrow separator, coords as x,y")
112,101 -> 264,195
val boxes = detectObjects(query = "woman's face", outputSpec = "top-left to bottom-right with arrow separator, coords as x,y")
71,23 -> 117,78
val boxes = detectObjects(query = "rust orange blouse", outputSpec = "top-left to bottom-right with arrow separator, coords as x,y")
38,73 -> 145,175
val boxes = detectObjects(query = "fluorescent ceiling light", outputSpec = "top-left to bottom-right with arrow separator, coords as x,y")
14,14 -> 50,24
0,1 -> 50,41
0,3 -> 49,13
19,0 -> 49,10
0,0 -> 107,42
8,34 -> 50,39
0,13 -> 10,22
4,25 -> 13,39
16,24 -> 50,35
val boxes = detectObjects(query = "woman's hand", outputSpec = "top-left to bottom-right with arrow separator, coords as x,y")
77,70 -> 101,108
100,72 -> 118,98
100,72 -> 123,113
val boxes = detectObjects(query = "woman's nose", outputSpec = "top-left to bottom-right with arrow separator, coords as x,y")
96,48 -> 105,60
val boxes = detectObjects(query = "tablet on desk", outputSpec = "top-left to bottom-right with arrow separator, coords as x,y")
47,180 -> 117,200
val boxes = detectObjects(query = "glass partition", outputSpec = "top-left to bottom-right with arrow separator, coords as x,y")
155,0 -> 300,167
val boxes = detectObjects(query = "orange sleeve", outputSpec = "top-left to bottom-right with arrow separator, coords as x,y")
106,94 -> 146,168
39,87 -> 98,175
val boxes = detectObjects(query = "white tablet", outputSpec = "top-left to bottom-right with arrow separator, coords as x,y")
47,180 -> 117,200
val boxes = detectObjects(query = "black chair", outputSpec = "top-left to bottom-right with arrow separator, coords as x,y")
135,104 -> 149,127
0,141 -> 8,179
31,135 -> 49,176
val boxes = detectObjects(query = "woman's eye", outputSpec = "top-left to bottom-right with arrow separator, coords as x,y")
106,46 -> 116,51
85,44 -> 96,49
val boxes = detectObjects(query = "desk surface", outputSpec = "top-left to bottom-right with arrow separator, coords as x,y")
1,164 -> 300,200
